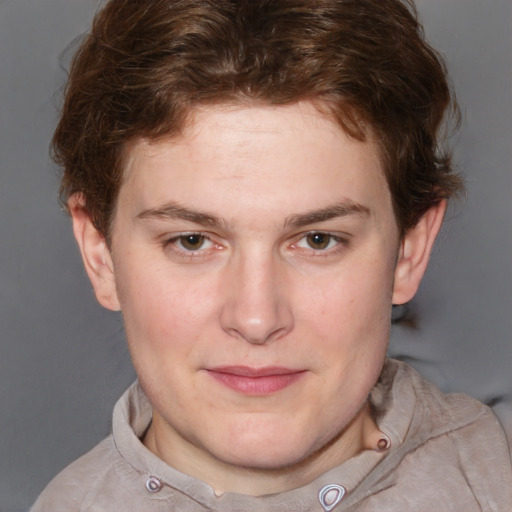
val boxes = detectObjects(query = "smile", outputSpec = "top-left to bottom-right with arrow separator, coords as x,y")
206,366 -> 306,395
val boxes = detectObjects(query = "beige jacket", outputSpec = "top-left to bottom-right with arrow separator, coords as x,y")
31,359 -> 512,511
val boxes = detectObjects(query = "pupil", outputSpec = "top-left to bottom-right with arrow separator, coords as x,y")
181,234 -> 204,250
307,233 -> 330,249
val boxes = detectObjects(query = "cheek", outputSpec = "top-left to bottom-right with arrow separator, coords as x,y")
114,260 -> 221,360
299,257 -> 395,338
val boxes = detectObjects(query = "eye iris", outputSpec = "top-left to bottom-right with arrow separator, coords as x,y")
180,234 -> 204,250
307,233 -> 330,250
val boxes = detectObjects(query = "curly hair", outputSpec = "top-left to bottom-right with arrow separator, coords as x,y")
53,0 -> 462,240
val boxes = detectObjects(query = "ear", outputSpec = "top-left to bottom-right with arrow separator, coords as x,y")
392,200 -> 446,305
69,194 -> 120,311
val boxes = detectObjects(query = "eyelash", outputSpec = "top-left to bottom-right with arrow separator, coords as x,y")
161,231 -> 349,259
162,232 -> 219,257
291,231 -> 349,255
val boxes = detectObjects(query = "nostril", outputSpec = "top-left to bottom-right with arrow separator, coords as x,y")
220,306 -> 293,345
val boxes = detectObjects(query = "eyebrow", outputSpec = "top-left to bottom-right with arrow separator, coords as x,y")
136,202 -> 228,229
136,199 -> 370,230
284,201 -> 370,229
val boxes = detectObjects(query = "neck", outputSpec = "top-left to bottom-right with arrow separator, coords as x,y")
143,403 -> 386,496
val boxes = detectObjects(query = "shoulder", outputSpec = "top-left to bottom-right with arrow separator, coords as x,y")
396,406 -> 512,510
30,436 -> 121,512
385,359 -> 510,462
381,358 -> 507,434
372,359 -> 512,509
423,391 -> 512,508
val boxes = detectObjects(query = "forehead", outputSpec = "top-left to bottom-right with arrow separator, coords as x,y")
118,102 -> 393,229
129,102 -> 365,167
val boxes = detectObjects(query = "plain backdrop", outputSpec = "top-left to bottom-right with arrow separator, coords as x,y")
0,1 -> 510,510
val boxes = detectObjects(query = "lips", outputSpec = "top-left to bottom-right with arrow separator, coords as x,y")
206,366 -> 306,395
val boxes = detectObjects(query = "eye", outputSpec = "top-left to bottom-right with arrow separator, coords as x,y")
163,232 -> 216,254
296,232 -> 341,251
178,234 -> 209,251
305,232 -> 332,250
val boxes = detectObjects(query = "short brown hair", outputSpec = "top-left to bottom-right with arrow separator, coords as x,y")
54,0 -> 462,239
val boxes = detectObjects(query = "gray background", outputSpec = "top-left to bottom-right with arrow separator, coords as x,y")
0,1 -> 510,510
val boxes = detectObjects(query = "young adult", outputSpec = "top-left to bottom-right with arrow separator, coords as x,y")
31,0 -> 512,510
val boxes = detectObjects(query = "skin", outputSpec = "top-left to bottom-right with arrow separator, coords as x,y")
71,101 -> 445,495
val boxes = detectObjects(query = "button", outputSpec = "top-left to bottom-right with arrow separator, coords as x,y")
318,484 -> 346,511
146,476 -> 163,493
377,434 -> 391,452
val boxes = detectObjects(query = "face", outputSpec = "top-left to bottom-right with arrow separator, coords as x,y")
91,103 -> 407,475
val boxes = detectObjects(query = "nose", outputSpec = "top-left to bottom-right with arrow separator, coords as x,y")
219,250 -> 294,345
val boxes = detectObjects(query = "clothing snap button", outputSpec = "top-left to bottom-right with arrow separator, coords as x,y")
318,484 -> 346,511
146,476 -> 163,493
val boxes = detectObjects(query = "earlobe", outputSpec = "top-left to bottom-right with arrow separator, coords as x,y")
69,194 -> 121,311
392,201 -> 446,305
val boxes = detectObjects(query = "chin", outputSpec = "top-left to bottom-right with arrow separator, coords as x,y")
211,423 -> 319,470
222,447 -> 308,471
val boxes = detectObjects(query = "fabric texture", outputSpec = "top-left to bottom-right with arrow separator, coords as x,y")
31,359 -> 512,511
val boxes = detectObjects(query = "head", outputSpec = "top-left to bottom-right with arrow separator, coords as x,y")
55,0 -> 460,241
56,0 -> 461,494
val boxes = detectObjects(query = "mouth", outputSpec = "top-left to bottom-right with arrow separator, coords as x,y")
205,366 -> 306,395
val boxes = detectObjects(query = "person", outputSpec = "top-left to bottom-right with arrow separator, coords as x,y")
31,0 -> 512,510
